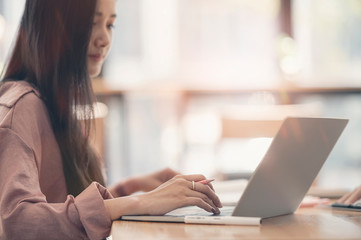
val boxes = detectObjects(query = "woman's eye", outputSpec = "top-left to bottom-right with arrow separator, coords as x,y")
107,24 -> 115,29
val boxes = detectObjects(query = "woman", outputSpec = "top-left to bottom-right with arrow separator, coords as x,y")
0,0 -> 222,239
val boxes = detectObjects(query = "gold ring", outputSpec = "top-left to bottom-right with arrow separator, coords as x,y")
192,181 -> 195,191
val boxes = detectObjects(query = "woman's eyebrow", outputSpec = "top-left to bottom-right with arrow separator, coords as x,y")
95,12 -> 117,18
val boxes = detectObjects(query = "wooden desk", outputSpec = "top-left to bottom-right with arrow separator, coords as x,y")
111,207 -> 361,239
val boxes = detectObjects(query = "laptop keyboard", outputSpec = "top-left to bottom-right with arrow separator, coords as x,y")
331,203 -> 361,211
219,206 -> 234,216
166,206 -> 235,217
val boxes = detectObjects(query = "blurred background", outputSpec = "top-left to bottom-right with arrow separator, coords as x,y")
1,0 -> 361,190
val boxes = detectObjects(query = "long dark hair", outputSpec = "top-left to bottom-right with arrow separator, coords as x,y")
2,0 -> 105,196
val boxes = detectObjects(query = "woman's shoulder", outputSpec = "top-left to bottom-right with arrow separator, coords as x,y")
0,80 -> 41,109
0,80 -> 47,129
0,80 -> 55,155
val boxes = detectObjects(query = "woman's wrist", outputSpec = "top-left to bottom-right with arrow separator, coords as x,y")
104,194 -> 148,220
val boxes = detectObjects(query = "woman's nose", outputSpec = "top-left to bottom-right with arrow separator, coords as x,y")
94,27 -> 110,48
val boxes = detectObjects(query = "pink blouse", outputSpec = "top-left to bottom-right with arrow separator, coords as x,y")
0,81 -> 113,240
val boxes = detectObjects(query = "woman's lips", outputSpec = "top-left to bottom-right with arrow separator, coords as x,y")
89,54 -> 103,62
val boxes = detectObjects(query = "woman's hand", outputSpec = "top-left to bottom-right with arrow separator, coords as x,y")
135,168 -> 179,192
337,185 -> 361,205
104,174 -> 223,220
109,168 -> 178,197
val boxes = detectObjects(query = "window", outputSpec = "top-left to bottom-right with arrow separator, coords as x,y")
0,0 -> 25,74
105,0 -> 280,88
292,0 -> 361,86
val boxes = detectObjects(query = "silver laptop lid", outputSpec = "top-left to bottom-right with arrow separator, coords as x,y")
233,117 -> 348,218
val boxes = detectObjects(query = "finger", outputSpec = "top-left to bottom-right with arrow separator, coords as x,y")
175,174 -> 207,182
172,177 -> 222,208
192,182 -> 223,208
207,182 -> 215,191
198,179 -> 215,191
344,187 -> 361,205
173,175 -> 217,192
337,191 -> 353,204
184,197 -> 218,214
175,175 -> 216,192
186,190 -> 220,214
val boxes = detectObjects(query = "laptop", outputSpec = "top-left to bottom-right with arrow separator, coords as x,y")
121,117 -> 348,223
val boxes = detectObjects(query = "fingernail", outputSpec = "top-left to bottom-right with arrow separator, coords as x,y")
212,208 -> 220,215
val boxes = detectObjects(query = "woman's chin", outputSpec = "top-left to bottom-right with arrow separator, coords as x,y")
89,69 -> 101,78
